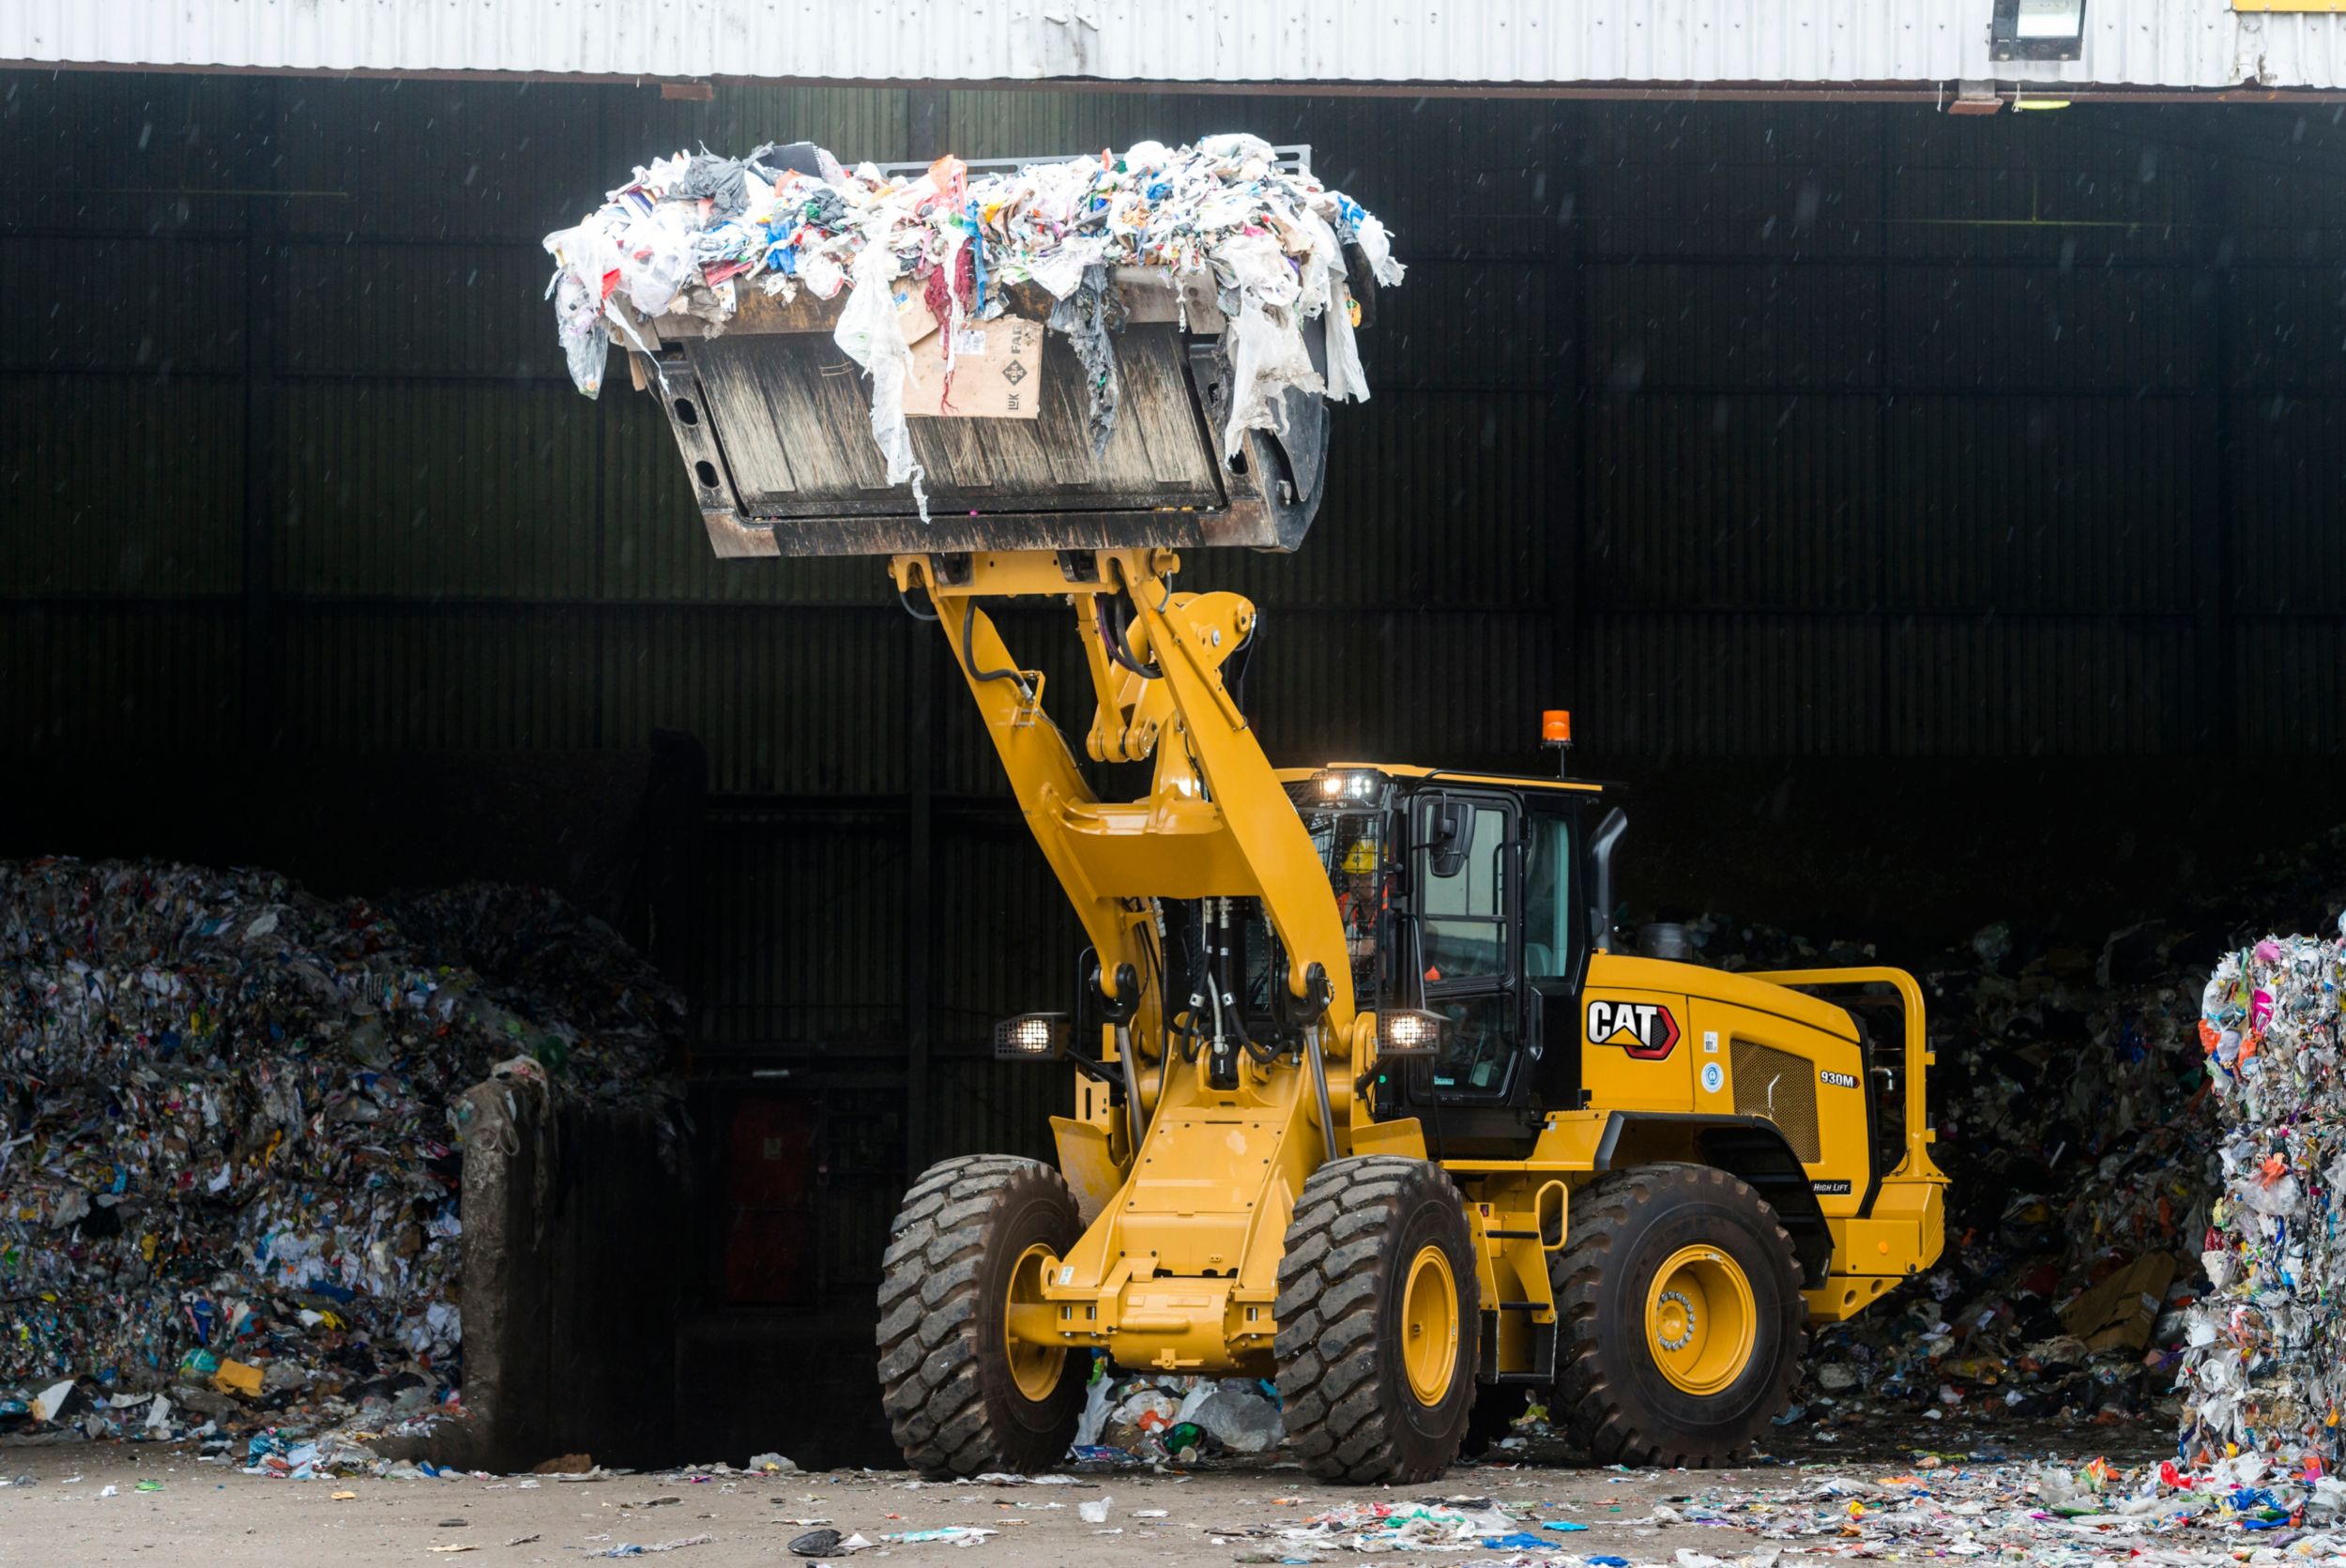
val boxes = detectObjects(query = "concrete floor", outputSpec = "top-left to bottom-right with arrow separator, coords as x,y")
0,1434 -> 2177,1568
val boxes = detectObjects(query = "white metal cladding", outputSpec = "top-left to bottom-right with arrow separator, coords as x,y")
8,1 -> 2346,91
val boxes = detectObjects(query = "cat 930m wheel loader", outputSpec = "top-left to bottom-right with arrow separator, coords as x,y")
626,153 -> 1946,1481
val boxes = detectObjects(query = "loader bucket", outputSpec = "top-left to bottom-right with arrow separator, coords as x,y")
626,267 -> 1343,560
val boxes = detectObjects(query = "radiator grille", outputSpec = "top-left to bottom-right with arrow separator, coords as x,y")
1731,1042 -> 1821,1163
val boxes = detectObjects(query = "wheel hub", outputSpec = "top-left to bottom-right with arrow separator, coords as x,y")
1643,1245 -> 1756,1397
1399,1243 -> 1459,1406
1653,1288 -> 1696,1352
1003,1241 -> 1067,1403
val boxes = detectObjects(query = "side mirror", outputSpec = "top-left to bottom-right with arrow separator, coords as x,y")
1426,802 -> 1470,879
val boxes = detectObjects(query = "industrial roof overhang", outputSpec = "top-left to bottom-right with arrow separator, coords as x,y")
10,0 -> 2346,98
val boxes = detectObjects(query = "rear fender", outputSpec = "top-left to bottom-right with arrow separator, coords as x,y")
1589,1112 -> 1835,1290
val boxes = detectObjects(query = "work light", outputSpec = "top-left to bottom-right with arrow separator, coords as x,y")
1311,769 -> 1383,801
1376,1008 -> 1448,1058
994,1012 -> 1068,1060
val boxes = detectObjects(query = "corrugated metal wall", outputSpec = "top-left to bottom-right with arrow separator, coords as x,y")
8,77 -> 2346,1296
17,0 -> 2346,94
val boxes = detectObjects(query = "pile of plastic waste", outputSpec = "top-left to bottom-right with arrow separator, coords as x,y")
0,859 -> 682,1456
542,134 -> 1404,511
2180,921 -> 2346,1497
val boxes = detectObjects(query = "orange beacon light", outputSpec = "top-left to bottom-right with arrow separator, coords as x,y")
1542,709 -> 1573,778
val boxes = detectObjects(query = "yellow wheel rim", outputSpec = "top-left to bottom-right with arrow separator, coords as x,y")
1002,1242 -> 1066,1403
1399,1243 -> 1459,1406
1644,1244 -> 1757,1396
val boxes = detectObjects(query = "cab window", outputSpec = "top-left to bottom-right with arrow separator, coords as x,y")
1430,993 -> 1515,1091
1522,811 -> 1574,980
1419,799 -> 1508,982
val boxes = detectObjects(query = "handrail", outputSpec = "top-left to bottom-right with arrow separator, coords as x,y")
1742,966 -> 1943,1184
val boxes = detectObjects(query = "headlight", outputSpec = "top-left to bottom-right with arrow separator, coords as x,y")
1376,1008 -> 1447,1058
994,1012 -> 1068,1060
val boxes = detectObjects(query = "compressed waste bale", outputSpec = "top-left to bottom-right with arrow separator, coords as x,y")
2181,921 -> 2346,1502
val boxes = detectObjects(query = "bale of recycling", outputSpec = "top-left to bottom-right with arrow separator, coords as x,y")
2183,922 -> 2346,1485
0,859 -> 682,1454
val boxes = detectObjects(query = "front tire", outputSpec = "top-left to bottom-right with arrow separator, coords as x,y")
1550,1163 -> 1805,1467
1274,1156 -> 1480,1483
876,1155 -> 1084,1475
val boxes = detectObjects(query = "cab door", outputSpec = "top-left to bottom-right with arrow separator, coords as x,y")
1520,802 -> 1584,1111
1412,789 -> 1520,1100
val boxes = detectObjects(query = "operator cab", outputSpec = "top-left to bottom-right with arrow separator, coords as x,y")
1270,759 -> 1625,1159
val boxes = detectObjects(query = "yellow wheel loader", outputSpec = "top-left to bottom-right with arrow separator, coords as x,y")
624,149 -> 1946,1480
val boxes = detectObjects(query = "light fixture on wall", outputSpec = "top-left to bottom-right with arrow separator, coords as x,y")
1991,0 -> 2087,62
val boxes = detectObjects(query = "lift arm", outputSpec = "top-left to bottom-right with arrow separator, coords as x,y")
891,546 -> 1365,1372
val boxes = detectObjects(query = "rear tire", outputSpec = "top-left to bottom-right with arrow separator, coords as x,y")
1551,1162 -> 1805,1467
876,1155 -> 1085,1475
1274,1156 -> 1480,1483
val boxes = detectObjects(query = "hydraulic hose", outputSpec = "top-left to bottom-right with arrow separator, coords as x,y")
960,598 -> 1031,699
1097,589 -> 1162,681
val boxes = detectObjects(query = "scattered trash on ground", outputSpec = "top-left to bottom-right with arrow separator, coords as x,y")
789,1528 -> 867,1557
877,1527 -> 996,1547
589,1536 -> 713,1559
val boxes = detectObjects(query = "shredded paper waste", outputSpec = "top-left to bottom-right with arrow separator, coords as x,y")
0,860 -> 682,1471
543,135 -> 1403,516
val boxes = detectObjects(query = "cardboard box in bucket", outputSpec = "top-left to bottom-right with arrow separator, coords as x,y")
897,296 -> 1044,420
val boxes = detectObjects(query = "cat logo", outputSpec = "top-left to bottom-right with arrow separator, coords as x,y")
1586,998 -> 1681,1061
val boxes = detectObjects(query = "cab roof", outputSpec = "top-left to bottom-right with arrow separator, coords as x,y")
1276,763 -> 1606,796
